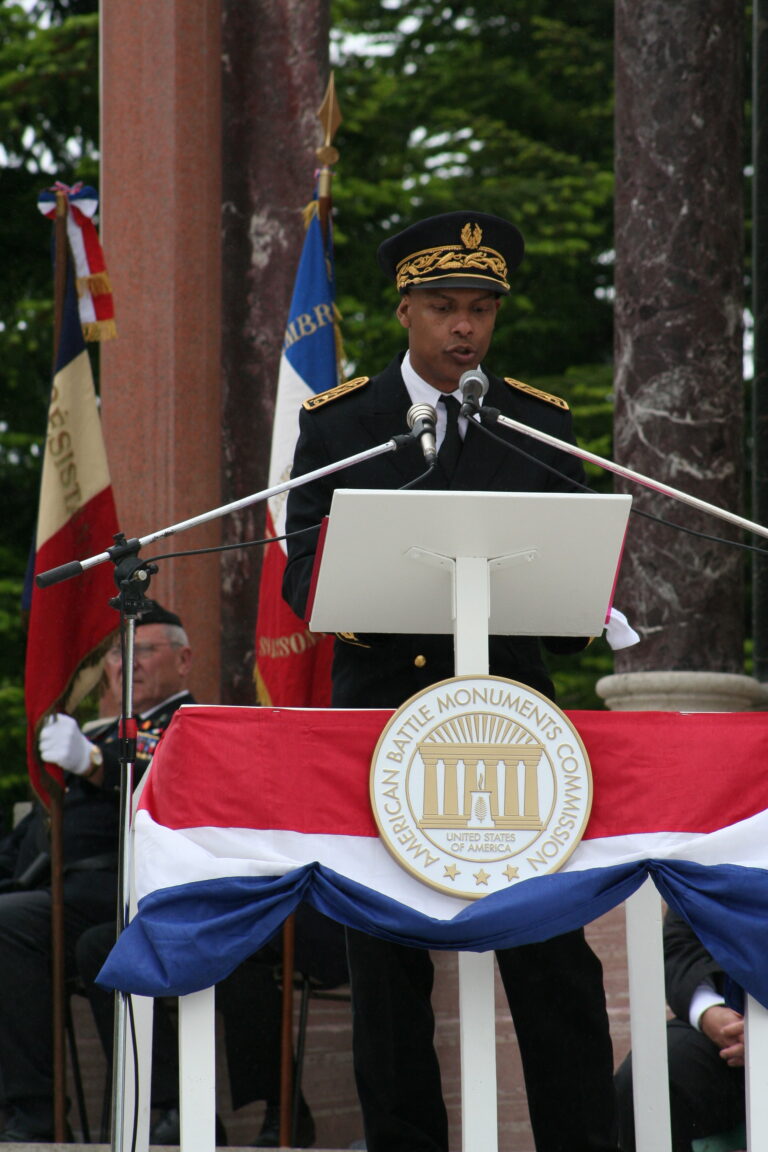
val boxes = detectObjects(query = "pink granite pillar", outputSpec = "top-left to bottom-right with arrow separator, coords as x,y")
99,0 -> 222,704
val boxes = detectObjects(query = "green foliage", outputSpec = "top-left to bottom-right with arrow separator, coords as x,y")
330,0 -> 615,383
0,6 -> 99,175
550,637 -> 614,710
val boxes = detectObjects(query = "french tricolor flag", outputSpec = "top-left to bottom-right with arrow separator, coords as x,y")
25,204 -> 120,805
252,199 -> 337,708
99,706 -> 768,1009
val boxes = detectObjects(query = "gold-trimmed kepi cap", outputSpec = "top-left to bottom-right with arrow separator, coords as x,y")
377,210 -> 524,295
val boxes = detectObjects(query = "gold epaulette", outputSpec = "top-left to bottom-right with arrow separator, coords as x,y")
303,376 -> 370,411
504,377 -> 569,410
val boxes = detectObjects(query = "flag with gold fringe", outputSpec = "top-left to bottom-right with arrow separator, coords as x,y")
25,187 -> 120,805
253,199 -> 338,707
37,183 -> 117,342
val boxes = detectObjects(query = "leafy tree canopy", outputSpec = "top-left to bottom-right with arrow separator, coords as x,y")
330,0 -> 614,392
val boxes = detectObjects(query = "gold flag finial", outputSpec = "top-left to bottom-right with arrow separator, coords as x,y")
316,72 -> 342,168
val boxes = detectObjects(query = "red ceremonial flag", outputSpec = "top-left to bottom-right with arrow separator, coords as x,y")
25,188 -> 121,805
253,200 -> 338,707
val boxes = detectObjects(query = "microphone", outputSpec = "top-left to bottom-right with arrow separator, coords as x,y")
459,368 -> 489,416
406,403 -> 438,466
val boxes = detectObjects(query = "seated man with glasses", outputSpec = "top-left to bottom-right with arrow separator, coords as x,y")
0,601 -> 193,1143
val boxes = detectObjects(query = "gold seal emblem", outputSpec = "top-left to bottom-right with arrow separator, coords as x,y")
370,675 -> 592,900
461,222 -> 482,249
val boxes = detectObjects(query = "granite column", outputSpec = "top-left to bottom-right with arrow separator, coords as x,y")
599,0 -> 762,710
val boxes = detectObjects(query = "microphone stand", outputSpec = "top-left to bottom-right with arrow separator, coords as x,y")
109,550 -> 157,1152
467,403 -> 768,542
36,435 -> 416,590
34,429 -> 422,1152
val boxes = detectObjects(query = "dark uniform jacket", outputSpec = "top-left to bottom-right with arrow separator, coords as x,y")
282,354 -> 589,708
664,907 -> 729,1023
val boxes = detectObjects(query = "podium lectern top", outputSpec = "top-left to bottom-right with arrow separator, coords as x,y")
308,489 -> 631,637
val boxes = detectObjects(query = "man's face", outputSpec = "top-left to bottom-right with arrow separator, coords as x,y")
105,623 -> 191,713
396,287 -> 501,393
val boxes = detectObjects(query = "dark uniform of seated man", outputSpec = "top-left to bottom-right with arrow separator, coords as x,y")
615,908 -> 745,1152
0,602 -> 193,1143
281,210 -> 619,1152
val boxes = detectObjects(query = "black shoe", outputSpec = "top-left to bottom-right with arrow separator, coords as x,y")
252,1101 -> 315,1148
150,1107 -> 228,1146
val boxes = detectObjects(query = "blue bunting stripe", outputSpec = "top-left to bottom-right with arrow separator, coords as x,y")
99,857 -> 768,1009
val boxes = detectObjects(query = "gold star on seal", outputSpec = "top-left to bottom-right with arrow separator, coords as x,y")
474,868 -> 491,887
503,865 -> 519,882
443,862 -> 460,881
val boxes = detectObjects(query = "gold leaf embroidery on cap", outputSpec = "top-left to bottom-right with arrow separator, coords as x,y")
461,222 -> 482,249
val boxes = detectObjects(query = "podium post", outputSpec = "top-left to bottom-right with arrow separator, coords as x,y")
451,553 -> 499,1152
310,488 -> 632,1152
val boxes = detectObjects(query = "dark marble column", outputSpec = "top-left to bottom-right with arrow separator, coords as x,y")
220,0 -> 330,704
753,0 -> 768,679
613,0 -> 745,674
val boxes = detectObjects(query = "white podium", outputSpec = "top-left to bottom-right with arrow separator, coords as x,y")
309,488 -> 632,1152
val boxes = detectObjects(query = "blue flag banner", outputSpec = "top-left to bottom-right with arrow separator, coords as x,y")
254,202 -> 338,707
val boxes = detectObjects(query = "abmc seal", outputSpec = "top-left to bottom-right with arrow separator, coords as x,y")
370,676 -> 592,900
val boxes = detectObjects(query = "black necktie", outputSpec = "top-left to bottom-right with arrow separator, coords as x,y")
438,394 -> 463,475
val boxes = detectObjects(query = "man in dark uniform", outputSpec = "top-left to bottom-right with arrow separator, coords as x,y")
282,211 -> 619,1152
0,602 -> 193,1142
615,908 -> 745,1151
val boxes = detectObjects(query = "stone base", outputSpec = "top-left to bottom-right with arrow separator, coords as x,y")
595,670 -> 768,712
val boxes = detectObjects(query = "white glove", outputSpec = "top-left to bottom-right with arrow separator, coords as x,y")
605,606 -> 641,651
38,713 -> 96,775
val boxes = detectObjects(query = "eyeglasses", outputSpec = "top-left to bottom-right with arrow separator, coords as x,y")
105,642 -> 180,662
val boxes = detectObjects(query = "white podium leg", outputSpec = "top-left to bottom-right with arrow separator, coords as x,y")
625,879 -> 671,1152
453,555 -> 498,1151
746,993 -> 768,1149
458,951 -> 498,1152
112,991 -> 153,1152
178,987 -> 217,1152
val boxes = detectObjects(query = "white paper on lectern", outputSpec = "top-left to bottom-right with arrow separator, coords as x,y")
308,489 -> 632,637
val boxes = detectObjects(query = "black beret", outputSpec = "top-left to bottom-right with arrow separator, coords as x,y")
377,210 -> 524,295
136,600 -> 183,629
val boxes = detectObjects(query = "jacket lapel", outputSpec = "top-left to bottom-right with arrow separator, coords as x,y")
357,359 -> 426,484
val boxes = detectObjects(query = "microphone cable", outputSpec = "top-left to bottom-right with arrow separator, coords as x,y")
142,461 -> 437,566
465,412 -> 768,559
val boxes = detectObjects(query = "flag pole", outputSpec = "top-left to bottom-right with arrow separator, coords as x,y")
316,70 -> 341,239
51,189 -> 70,1145
278,72 -> 342,1150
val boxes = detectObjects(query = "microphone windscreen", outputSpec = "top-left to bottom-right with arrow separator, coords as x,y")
459,368 -> 489,398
